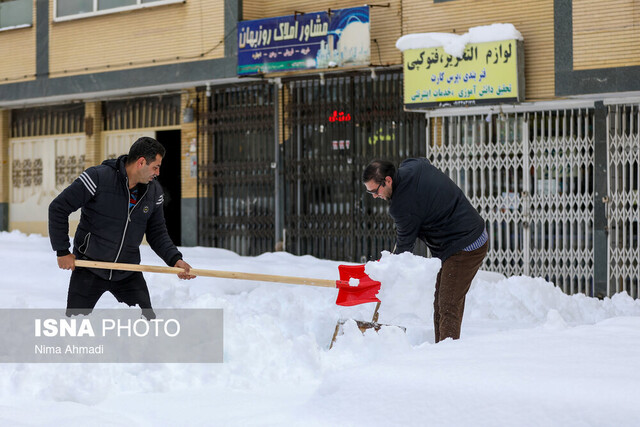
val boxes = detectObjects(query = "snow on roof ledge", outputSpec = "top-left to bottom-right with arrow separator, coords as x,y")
396,23 -> 523,58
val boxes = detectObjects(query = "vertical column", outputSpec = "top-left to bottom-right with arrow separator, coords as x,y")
84,102 -> 102,167
36,0 -> 49,79
522,115 -> 530,277
279,82 -> 291,252
224,0 -> 241,58
0,110 -> 9,231
274,80 -> 284,250
593,101 -> 608,298
181,89 -> 198,246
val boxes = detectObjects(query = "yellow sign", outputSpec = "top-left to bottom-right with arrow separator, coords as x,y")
403,40 -> 523,108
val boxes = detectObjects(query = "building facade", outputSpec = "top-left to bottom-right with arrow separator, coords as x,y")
1,0 -> 639,298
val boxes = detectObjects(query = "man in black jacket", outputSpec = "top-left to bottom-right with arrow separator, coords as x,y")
363,158 -> 488,342
49,137 -> 194,319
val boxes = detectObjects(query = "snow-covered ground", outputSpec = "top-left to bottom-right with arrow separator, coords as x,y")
1,230 -> 639,426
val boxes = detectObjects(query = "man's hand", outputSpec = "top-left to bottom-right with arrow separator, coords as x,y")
57,253 -> 76,270
174,259 -> 196,280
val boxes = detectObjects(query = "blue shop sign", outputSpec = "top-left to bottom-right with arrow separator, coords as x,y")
238,6 -> 370,76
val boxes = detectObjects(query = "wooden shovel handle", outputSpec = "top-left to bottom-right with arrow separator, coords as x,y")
74,260 -> 337,288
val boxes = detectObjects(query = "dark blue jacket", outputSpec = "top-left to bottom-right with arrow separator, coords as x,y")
389,158 -> 485,261
48,155 -> 182,280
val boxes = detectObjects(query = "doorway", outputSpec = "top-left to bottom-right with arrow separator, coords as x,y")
155,130 -> 182,246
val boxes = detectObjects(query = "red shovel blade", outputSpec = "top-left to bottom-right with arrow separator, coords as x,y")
334,264 -> 381,306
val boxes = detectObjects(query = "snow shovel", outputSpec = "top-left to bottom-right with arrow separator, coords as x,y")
329,301 -> 406,349
329,247 -> 406,348
74,260 -> 381,306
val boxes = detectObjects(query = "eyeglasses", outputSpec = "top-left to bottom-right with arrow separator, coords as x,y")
366,182 -> 383,195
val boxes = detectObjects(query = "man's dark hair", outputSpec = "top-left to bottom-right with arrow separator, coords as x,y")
363,160 -> 396,184
127,137 -> 166,165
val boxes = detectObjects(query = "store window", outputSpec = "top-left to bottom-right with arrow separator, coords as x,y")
55,0 -> 181,21
0,0 -> 32,31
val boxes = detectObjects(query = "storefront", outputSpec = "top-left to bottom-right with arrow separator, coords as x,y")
195,68 -> 428,261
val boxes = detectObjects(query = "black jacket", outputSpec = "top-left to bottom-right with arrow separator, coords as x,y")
389,158 -> 485,261
49,155 -> 182,280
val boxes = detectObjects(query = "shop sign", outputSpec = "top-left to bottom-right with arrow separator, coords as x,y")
403,40 -> 524,108
238,6 -> 370,75
328,110 -> 351,122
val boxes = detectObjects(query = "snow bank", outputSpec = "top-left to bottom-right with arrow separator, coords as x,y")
1,231 -> 640,425
396,23 -> 523,57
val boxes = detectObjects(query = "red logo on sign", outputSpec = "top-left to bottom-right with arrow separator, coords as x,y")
328,110 -> 351,122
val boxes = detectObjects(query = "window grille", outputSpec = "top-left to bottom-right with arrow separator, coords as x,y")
429,108 -> 595,294
103,95 -> 180,131
607,104 -> 640,298
11,104 -> 85,138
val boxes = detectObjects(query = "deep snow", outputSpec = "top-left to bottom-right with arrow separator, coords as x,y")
1,230 -> 639,426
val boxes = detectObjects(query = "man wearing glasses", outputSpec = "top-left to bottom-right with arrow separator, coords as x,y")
363,158 -> 488,343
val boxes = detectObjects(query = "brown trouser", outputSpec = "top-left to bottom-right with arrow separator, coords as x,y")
434,241 -> 488,343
